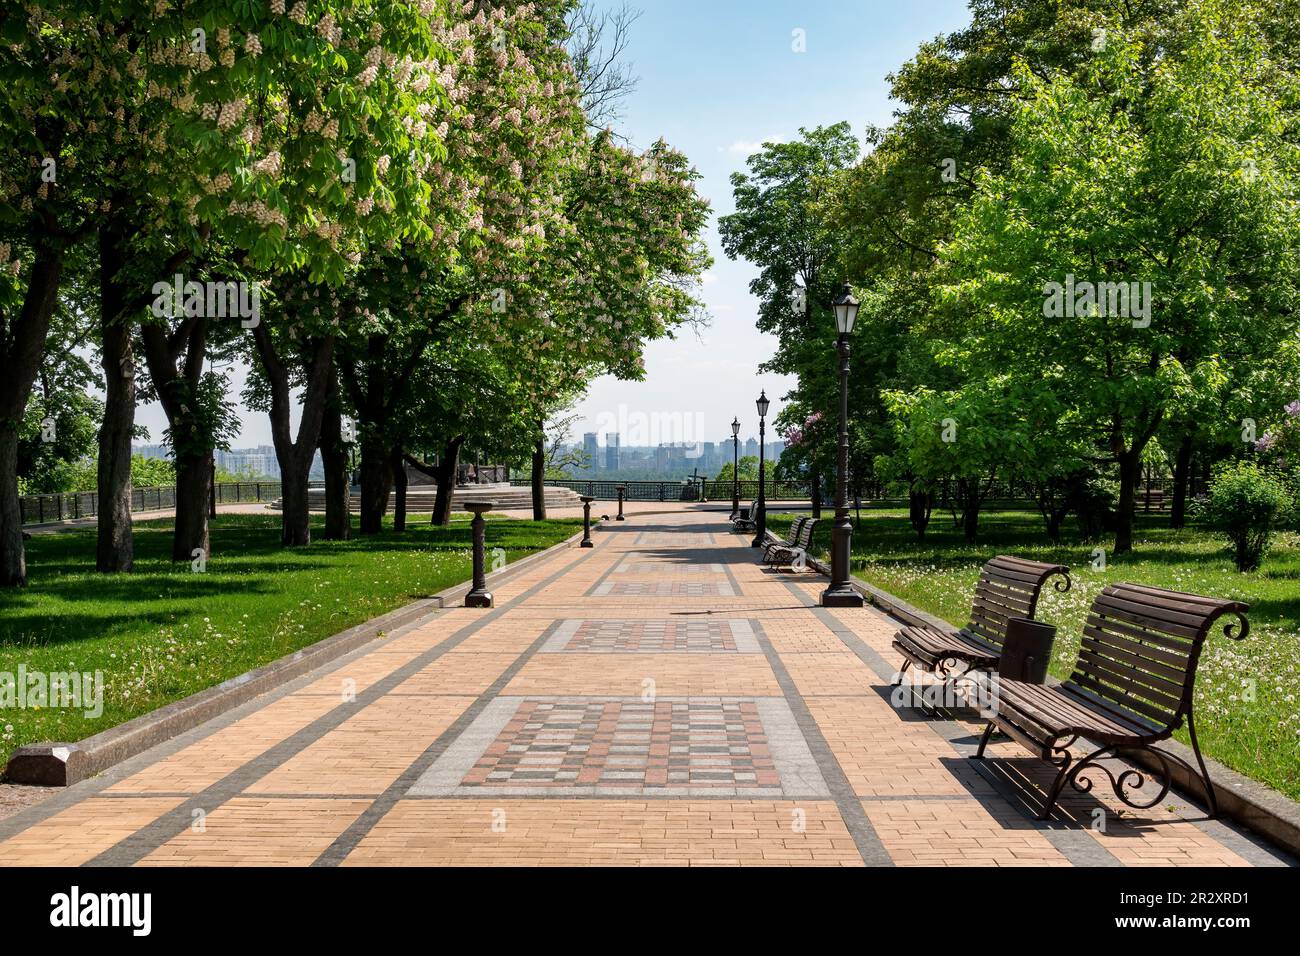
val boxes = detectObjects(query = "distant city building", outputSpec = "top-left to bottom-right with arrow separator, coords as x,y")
583,432 -> 599,473
216,445 -> 280,479
605,433 -> 620,471
769,441 -> 785,461
134,444 -> 172,461
744,437 -> 759,458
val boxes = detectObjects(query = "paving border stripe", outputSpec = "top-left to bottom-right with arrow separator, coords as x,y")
774,575 -> 1123,868
78,543 -> 604,867
747,618 -> 893,867
792,543 -> 1300,860
311,620 -> 567,866
581,541 -> 631,596
0,576 -> 457,843
3,524 -> 589,788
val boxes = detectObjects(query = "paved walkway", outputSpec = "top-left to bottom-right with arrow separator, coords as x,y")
0,511 -> 1291,866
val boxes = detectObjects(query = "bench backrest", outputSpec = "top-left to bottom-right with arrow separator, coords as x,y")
785,515 -> 809,543
1062,583 -> 1249,736
963,556 -> 1072,651
794,518 -> 819,550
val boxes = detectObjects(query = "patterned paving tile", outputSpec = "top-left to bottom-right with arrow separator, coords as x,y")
593,581 -> 736,597
613,560 -> 724,574
410,695 -> 829,798
539,618 -> 759,653
633,532 -> 716,547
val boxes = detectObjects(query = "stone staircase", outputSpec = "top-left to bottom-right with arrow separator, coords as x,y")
272,482 -> 583,513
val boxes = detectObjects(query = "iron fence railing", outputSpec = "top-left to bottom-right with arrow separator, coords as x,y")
513,478 -> 814,502
19,481 -> 283,526
513,475 -> 1200,512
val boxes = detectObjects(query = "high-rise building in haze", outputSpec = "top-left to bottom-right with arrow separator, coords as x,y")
745,437 -> 759,458
605,433 -> 620,471
583,432 -> 599,473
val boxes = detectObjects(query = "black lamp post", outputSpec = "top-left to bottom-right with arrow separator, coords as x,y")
821,285 -> 865,608
750,391 -> 769,548
730,417 -> 741,519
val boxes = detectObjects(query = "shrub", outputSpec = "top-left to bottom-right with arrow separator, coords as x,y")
1197,461 -> 1293,572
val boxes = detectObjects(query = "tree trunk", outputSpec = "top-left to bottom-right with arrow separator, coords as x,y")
172,451 -> 211,562
391,446 -> 407,533
1114,450 -> 1140,555
531,428 -> 547,521
249,327 -> 335,547
1170,433 -> 1193,529
908,486 -> 932,541
278,459 -> 312,546
96,223 -> 136,573
0,427 -> 25,587
358,434 -> 391,534
431,435 -> 464,526
958,479 -> 981,543
320,383 -> 351,541
0,246 -> 65,587
139,313 -> 214,562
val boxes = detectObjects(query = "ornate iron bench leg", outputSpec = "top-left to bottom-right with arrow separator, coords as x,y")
1187,711 -> 1219,818
974,720 -> 995,758
891,658 -> 911,687
1037,743 -> 1078,820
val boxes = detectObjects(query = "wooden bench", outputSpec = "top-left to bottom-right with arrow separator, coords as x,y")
765,518 -> 818,567
892,556 -> 1071,680
732,500 -> 758,533
761,515 -> 808,560
974,582 -> 1249,819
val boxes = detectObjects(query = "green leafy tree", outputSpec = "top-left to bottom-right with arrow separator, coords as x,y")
937,0 -> 1300,554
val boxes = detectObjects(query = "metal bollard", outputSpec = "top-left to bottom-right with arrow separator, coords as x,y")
464,501 -> 495,608
580,495 -> 596,548
616,485 -> 626,521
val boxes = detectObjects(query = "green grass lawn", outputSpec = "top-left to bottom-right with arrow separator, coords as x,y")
0,513 -> 581,765
769,508 -> 1300,801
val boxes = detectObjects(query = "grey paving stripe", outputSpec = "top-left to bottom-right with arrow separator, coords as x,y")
581,548 -> 628,596
0,582 -> 451,843
807,585 -> 1291,866
748,618 -> 893,867
775,575 -> 1123,868
80,547 -> 600,867
1190,816 -> 1294,866
311,620 -> 567,866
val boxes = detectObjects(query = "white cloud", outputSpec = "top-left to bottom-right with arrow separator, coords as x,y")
720,135 -> 785,156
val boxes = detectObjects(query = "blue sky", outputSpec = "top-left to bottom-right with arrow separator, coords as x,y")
569,0 -> 973,449
137,1 -> 975,453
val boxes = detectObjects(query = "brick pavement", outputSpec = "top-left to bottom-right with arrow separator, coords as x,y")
0,511 -> 1291,867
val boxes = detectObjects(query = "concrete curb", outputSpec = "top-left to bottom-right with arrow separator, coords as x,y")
3,524 -> 589,787
782,537 -> 1300,858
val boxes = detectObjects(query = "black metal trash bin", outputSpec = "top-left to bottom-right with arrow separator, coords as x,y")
998,617 -> 1056,684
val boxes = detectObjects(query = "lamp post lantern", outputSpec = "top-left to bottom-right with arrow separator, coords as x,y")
750,391 -> 770,548
822,284 -> 865,608
730,417 -> 741,519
